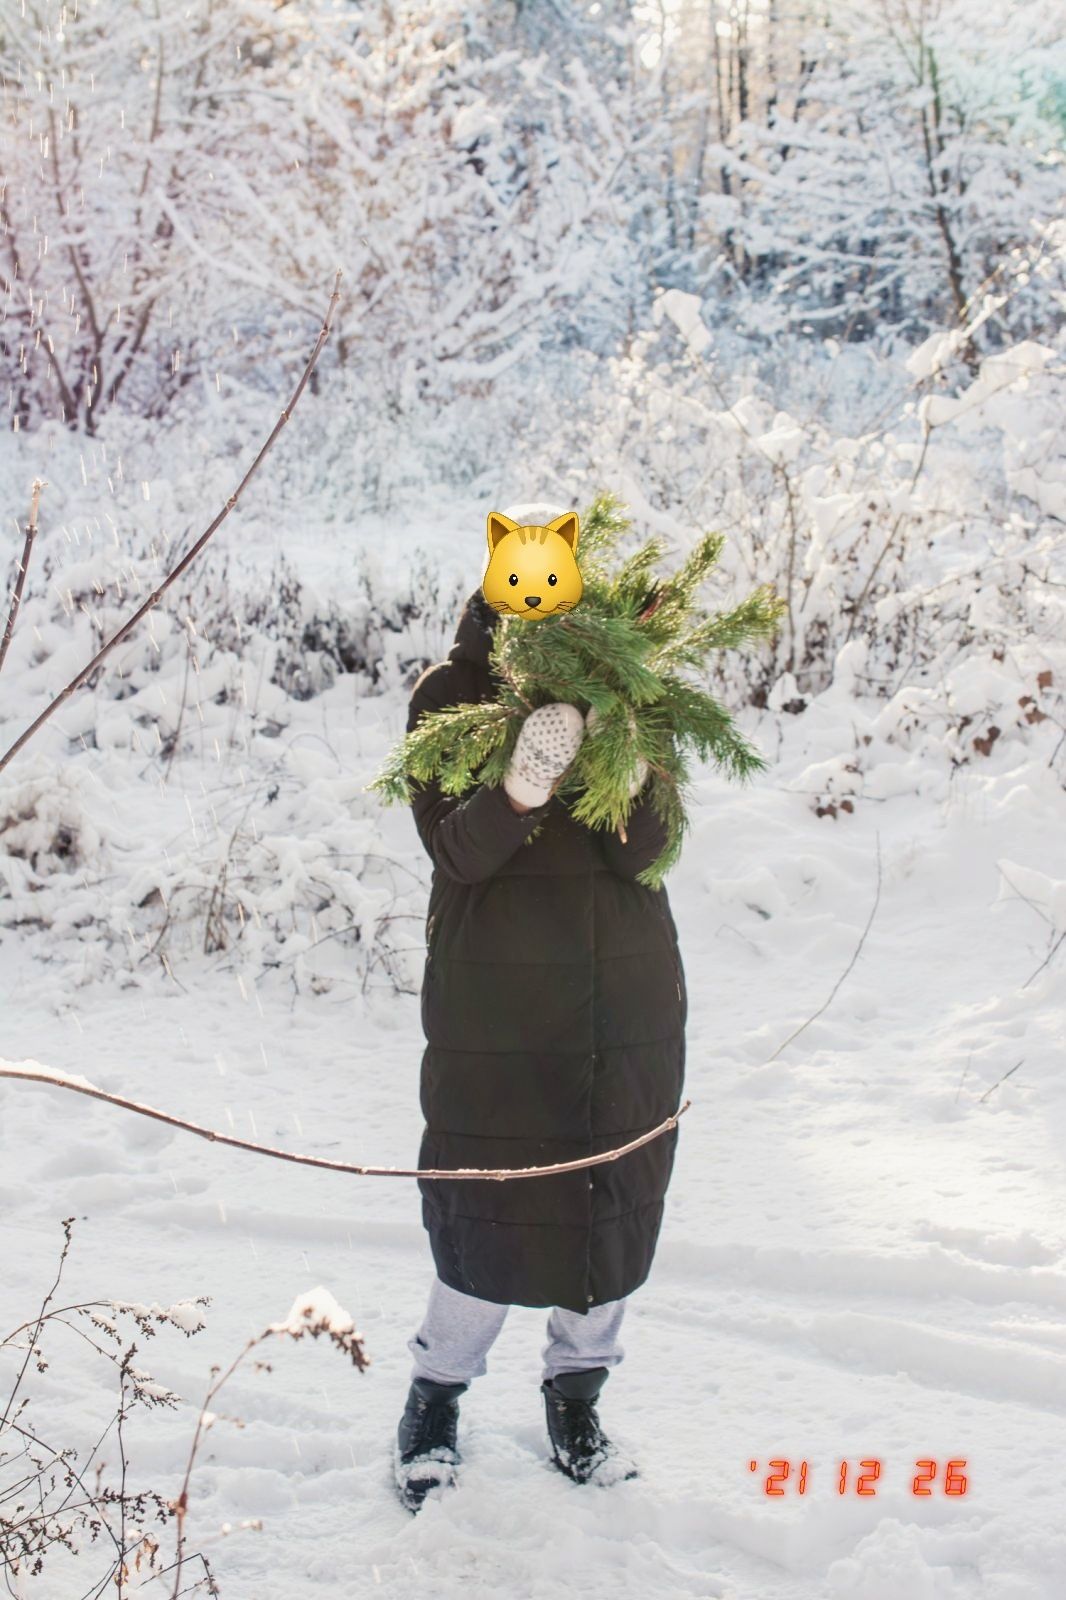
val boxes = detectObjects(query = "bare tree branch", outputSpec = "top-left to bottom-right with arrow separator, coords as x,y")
0,271 -> 342,777
0,1065 -> 690,1181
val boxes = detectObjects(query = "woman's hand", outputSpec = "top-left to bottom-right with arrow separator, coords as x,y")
503,703 -> 585,809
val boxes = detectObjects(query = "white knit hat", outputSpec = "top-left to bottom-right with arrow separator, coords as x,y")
481,503 -> 571,585
501,501 -> 569,525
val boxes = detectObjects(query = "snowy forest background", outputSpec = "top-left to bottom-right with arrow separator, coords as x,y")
1,1 -> 1065,1597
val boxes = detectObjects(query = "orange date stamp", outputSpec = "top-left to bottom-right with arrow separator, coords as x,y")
748,1459 -> 969,1496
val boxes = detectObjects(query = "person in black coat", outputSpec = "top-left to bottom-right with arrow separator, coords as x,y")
393,554 -> 688,1512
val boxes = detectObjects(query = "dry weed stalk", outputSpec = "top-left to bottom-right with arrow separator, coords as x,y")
2,1226 -> 371,1599
0,1219 -> 210,1594
0,477 -> 45,680
168,1291 -> 368,1599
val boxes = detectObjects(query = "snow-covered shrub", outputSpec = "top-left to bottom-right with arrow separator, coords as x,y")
114,765 -> 422,994
0,472 -> 458,989
0,762 -> 105,883
236,547 -> 463,701
3,299 -> 1062,986
513,305 -> 1066,792
0,758 -> 130,960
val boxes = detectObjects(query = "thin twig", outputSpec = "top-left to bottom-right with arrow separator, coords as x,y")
167,1311 -> 326,1598
0,1066 -> 690,1180
492,649 -> 534,712
954,1053 -> 971,1104
1021,930 -> 1065,990
766,831 -> 883,1062
977,1059 -> 1024,1104
116,1361 -> 129,1600
168,1365 -> 228,1600
996,863 -> 1055,928
3,1420 -> 127,1578
0,1217 -> 74,1433
0,271 -> 342,776
0,477 -> 45,678
159,634 -> 195,783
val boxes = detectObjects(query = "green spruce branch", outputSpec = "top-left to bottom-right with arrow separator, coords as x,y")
367,490 -> 787,888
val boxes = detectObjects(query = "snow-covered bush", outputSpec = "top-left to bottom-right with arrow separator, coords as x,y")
0,470 -> 461,990
517,303 -> 1066,779
2,308 -> 1062,989
0,761 -> 109,887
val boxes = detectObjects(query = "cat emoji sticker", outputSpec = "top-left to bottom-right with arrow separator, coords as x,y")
481,510 -> 583,619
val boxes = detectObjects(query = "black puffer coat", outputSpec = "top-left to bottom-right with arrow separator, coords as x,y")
407,588 -> 687,1315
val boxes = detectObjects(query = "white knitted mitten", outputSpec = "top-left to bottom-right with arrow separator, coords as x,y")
584,705 -> 650,799
503,703 -> 585,808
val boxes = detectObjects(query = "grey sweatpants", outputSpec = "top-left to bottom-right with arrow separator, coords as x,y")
408,1275 -> 628,1386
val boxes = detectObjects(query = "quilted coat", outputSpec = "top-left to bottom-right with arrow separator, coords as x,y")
407,587 -> 687,1314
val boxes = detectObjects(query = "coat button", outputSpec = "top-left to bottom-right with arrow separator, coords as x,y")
587,1294 -> 594,1303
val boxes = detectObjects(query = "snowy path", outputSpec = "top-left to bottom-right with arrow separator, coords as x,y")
2,704 -> 1064,1600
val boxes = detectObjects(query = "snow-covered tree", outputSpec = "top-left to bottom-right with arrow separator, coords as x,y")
661,0 -> 1066,348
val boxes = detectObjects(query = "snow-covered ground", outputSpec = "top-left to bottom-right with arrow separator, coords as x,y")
3,468 -> 1064,1595
3,0 -> 1063,1580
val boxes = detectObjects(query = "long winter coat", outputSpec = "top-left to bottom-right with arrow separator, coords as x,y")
407,587 -> 687,1315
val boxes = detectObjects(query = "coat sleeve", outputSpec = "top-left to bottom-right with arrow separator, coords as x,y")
596,782 -> 671,882
405,663 -> 552,885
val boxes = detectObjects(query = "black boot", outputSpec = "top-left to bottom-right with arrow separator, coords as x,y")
541,1367 -> 638,1486
394,1376 -> 468,1514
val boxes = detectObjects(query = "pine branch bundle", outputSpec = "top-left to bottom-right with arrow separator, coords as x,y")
368,492 -> 786,888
